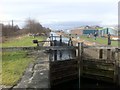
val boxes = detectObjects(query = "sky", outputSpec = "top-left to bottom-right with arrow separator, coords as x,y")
0,0 -> 119,28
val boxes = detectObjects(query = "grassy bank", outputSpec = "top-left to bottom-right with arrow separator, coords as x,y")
80,35 -> 118,47
1,51 -> 35,85
2,35 -> 46,47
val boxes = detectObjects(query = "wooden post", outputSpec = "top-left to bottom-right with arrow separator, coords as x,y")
50,41 -> 52,46
54,40 -> 57,61
78,43 -> 80,89
73,48 -> 76,58
60,35 -> 62,46
78,42 -> 83,89
49,49 -> 52,88
112,50 -> 117,83
59,50 -> 62,60
68,37 -> 71,46
71,40 -> 73,46
99,49 -> 103,59
51,34 -> 53,41
54,40 -> 57,46
68,37 -> 73,46
80,42 -> 83,75
115,48 -> 120,85
68,41 -> 69,46
107,49 -> 111,60
54,50 -> 57,61
50,34 -> 53,46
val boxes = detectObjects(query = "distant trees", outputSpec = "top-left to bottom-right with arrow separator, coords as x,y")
24,19 -> 43,33
23,19 -> 50,35
2,24 -> 20,36
2,18 -> 51,37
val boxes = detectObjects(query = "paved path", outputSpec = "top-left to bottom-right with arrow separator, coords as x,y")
13,39 -> 50,89
13,50 -> 49,89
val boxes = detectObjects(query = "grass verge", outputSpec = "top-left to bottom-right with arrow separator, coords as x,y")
80,35 -> 118,47
1,51 -> 35,86
2,35 -> 46,47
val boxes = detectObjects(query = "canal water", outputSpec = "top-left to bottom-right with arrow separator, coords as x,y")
50,32 -> 76,61
52,77 -> 119,90
50,32 -> 119,89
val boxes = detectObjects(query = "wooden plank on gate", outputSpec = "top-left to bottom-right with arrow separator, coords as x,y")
84,46 -> 117,50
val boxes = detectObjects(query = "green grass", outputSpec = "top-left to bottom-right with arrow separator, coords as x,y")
80,35 -> 118,47
1,51 -> 35,85
2,35 -> 46,47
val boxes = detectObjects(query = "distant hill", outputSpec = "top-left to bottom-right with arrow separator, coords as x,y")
42,21 -> 101,30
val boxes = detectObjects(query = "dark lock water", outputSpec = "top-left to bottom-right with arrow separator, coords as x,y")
52,77 -> 119,90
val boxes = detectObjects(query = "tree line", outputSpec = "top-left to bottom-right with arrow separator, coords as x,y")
2,19 -> 51,37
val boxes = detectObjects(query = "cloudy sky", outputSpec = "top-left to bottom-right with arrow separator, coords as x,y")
0,0 -> 119,27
